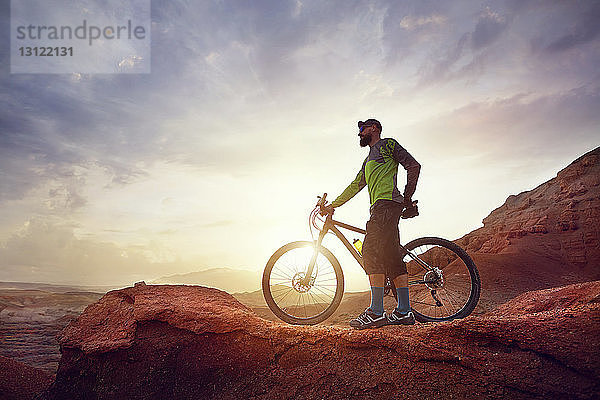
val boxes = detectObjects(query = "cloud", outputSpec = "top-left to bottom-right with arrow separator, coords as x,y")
416,5 -> 510,86
417,32 -> 470,86
201,220 -> 234,228
0,217 -> 184,285
46,179 -> 87,212
414,86 -> 600,162
1,1 -> 370,205
399,14 -> 447,31
471,7 -> 508,50
399,86 -> 600,236
381,1 -> 452,66
1,0 -> 600,286
4,0 -> 595,207
545,2 -> 600,53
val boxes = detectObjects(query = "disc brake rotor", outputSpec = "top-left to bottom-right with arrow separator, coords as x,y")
292,272 -> 314,293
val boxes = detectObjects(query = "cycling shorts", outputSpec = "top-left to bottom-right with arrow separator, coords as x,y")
362,200 -> 407,279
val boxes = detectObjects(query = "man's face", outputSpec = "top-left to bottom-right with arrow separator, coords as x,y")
359,124 -> 374,147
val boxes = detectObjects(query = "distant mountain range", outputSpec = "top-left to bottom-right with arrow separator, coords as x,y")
150,267 -> 261,293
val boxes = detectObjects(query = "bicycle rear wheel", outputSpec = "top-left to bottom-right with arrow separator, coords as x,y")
262,241 -> 344,325
401,237 -> 480,322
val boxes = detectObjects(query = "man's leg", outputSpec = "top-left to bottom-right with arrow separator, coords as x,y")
349,271 -> 387,328
386,203 -> 414,325
349,204 -> 388,329
393,273 -> 410,315
368,274 -> 385,315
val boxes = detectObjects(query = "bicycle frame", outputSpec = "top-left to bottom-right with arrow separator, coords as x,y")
302,209 -> 434,286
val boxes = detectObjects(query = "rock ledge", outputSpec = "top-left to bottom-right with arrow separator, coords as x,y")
44,282 -> 600,399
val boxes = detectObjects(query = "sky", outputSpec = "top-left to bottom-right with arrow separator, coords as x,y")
1,0 -> 599,291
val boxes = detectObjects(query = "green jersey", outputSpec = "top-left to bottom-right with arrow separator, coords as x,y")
331,138 -> 420,208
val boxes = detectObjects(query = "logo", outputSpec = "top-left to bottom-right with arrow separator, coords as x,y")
11,0 -> 151,74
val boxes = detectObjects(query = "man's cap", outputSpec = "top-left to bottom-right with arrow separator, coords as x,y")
358,118 -> 382,131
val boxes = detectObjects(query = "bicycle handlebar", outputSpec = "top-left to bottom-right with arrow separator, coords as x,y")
316,193 -> 327,207
316,193 -> 334,217
315,193 -> 419,219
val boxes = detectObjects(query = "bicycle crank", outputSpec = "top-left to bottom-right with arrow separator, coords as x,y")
384,276 -> 394,297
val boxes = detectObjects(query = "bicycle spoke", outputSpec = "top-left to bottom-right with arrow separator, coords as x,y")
312,285 -> 334,301
317,271 -> 335,276
294,289 -> 302,316
444,288 -> 464,312
314,285 -> 335,293
271,285 -> 293,293
310,287 -> 332,305
273,286 -> 294,301
314,277 -> 337,282
440,293 -> 452,316
307,291 -> 323,314
279,263 -> 298,281
271,271 -> 293,281
274,286 -> 296,305
411,299 -> 438,307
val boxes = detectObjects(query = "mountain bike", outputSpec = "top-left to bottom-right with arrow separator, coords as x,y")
262,193 -> 481,325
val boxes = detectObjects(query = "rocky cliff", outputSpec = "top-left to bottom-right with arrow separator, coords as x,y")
457,146 -> 600,270
446,147 -> 600,312
44,282 -> 600,400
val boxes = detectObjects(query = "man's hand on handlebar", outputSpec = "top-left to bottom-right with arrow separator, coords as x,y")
319,203 -> 334,216
401,198 -> 419,219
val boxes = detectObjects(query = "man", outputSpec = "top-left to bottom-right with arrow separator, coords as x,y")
325,118 -> 421,329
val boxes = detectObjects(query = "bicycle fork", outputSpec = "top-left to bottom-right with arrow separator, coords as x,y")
301,222 -> 329,287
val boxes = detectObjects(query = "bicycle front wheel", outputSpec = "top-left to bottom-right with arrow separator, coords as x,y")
262,241 -> 344,325
403,237 -> 481,322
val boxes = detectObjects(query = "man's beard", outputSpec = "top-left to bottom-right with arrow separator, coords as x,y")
360,134 -> 371,147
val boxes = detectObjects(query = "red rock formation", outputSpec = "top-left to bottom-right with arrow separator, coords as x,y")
448,147 -> 600,311
457,147 -> 600,270
44,282 -> 600,399
0,355 -> 53,400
